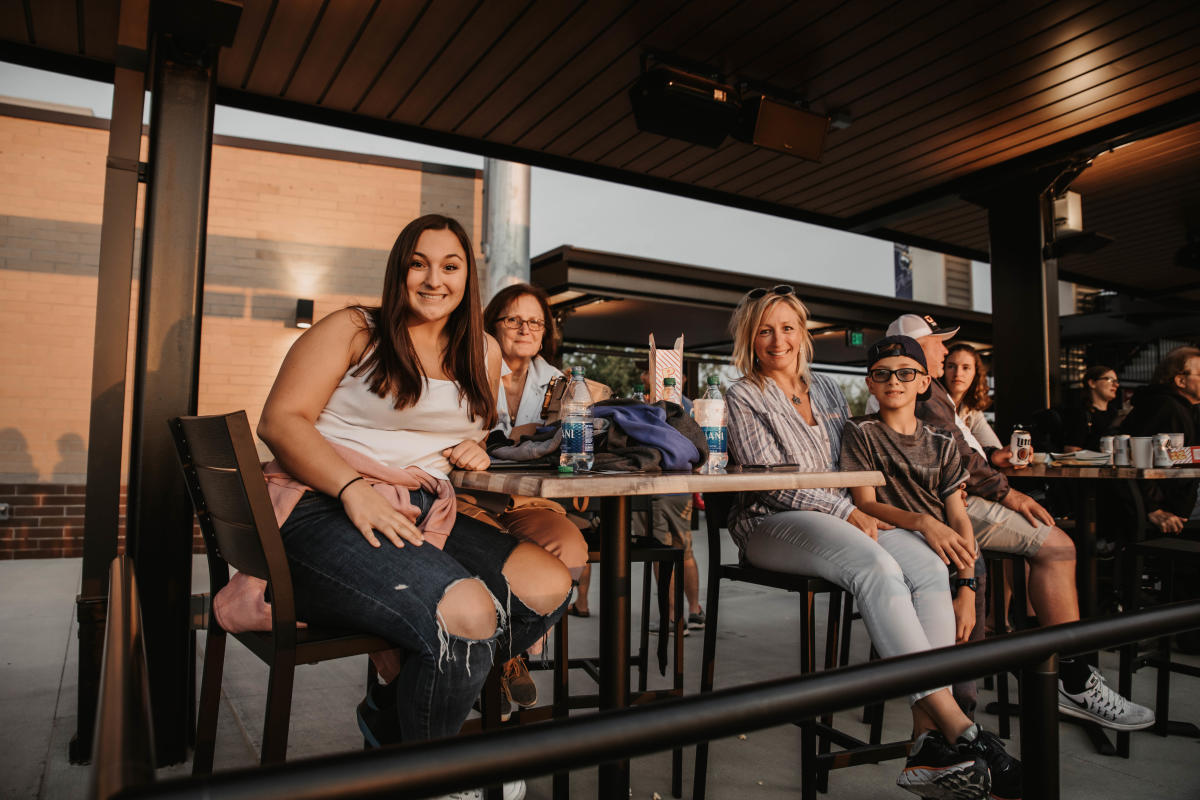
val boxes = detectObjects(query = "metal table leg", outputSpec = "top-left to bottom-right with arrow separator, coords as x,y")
598,495 -> 630,797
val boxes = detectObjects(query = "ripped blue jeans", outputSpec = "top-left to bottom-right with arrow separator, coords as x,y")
280,489 -> 562,741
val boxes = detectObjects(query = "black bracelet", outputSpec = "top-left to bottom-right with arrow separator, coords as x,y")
952,577 -> 978,593
336,476 -> 364,501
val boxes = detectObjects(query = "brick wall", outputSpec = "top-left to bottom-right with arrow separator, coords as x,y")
0,482 -> 205,560
0,107 -> 483,557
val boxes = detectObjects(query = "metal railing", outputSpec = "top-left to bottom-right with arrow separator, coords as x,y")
90,555 -> 156,800
98,599 -> 1200,800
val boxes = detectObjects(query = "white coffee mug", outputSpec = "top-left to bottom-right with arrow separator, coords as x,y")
1130,436 -> 1154,469
1168,433 -> 1185,448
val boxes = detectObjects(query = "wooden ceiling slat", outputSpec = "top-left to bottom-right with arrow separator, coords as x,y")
28,0 -> 79,54
217,0 -> 276,89
314,0 -> 431,112
389,1 -> 538,126
785,16 -> 1200,210
352,0 -> 482,118
492,3 -> 685,149
423,0 -> 581,132
618,136 -> 693,174
447,1 -> 633,139
0,2 -> 31,44
746,2 -> 1189,204
80,0 -> 118,61
816,61 -> 1200,217
242,0 -> 325,97
278,0 -> 376,105
525,0 -> 747,156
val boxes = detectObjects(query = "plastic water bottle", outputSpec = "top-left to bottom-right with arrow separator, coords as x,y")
694,375 -> 728,473
559,366 -> 594,472
661,376 -> 681,406
630,383 -> 646,403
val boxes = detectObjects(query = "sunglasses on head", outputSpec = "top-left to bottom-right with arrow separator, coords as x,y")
747,284 -> 795,299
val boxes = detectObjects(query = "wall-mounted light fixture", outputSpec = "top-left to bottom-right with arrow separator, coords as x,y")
295,298 -> 314,329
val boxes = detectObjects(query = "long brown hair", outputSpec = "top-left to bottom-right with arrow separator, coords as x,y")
941,342 -> 991,413
351,214 -> 496,427
483,282 -> 558,361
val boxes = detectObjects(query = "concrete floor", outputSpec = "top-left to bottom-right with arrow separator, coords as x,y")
3,514 -> 1199,799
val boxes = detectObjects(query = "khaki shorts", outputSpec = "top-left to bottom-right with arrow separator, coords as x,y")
632,494 -> 693,559
965,495 -> 1051,558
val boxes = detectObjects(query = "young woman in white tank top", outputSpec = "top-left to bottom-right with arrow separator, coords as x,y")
257,215 -> 569,797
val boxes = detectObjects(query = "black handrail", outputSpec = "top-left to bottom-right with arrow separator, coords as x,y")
91,555 -> 156,800
113,600 -> 1200,800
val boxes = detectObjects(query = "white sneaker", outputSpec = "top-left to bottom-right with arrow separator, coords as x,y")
1058,665 -> 1155,731
440,781 -> 526,800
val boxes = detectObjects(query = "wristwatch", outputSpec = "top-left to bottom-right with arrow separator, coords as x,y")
952,577 -> 978,594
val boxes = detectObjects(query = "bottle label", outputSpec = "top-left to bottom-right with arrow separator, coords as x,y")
702,425 -> 726,453
562,419 -> 593,455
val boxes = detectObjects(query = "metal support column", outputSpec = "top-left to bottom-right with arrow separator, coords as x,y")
481,158 -> 531,304
987,189 -> 1060,437
71,0 -> 149,765
1020,654 -> 1060,800
125,18 -> 224,766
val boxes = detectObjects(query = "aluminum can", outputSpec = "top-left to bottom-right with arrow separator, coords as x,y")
1113,434 -> 1131,466
1153,433 -> 1173,467
1010,428 -> 1032,466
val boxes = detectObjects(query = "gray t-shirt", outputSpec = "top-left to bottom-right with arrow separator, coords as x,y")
840,414 -> 969,524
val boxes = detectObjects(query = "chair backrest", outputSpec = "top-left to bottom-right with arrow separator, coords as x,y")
169,412 -> 296,620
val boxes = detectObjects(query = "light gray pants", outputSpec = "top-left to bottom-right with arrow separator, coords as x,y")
743,510 -> 955,704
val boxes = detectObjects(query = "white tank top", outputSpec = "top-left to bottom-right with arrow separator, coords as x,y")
315,363 -> 486,480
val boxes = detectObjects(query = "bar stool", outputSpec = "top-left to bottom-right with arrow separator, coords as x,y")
693,492 -> 908,800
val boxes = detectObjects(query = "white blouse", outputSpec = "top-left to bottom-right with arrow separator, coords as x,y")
493,355 -> 562,436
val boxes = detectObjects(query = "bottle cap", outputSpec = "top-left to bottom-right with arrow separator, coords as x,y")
572,366 -> 584,376
663,377 -> 677,386
634,383 -> 645,392
557,465 -> 574,474
707,375 -> 719,384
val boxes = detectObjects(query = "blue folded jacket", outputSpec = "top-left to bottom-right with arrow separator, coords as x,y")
592,403 -> 700,471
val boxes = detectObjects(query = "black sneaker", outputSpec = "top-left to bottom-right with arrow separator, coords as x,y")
957,726 -> 1021,800
897,729 -> 990,800
687,609 -> 706,630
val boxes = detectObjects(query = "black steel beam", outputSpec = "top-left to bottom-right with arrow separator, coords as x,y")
120,601 -> 1200,800
987,188 -> 1060,436
125,27 -> 219,766
72,0 -> 149,766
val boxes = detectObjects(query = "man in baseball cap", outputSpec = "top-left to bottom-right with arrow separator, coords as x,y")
878,311 -> 1155,731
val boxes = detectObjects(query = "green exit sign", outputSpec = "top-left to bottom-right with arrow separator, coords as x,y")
846,329 -> 865,347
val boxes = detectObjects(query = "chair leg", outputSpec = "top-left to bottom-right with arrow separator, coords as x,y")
260,654 -> 296,765
693,572 -> 722,800
192,627 -> 227,775
553,612 -> 570,800
638,561 -> 652,692
672,556 -> 684,798
799,591 -> 816,800
816,590 -> 841,793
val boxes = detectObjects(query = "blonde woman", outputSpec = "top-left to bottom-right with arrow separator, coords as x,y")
723,286 -> 1016,799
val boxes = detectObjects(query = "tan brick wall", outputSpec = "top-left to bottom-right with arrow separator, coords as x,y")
0,111 -> 482,556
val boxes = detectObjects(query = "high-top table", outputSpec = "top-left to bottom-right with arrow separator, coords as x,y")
1001,462 -> 1200,757
451,466 -> 884,797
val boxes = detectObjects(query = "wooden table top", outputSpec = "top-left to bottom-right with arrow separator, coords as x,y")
1001,464 -> 1200,480
451,467 -> 884,499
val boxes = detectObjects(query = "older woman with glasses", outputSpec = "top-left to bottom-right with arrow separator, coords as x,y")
477,284 -> 589,711
724,286 -> 1006,798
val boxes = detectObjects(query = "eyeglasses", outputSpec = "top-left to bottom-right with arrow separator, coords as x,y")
868,367 -> 927,383
1095,376 -> 1120,384
499,315 -> 545,332
747,284 -> 795,299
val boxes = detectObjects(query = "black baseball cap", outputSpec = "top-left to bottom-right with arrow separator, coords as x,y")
866,335 -> 931,400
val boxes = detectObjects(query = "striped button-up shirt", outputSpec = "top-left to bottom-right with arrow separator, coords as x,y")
725,372 -> 856,552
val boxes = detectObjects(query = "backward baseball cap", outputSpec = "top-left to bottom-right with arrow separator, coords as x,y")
886,313 -> 959,340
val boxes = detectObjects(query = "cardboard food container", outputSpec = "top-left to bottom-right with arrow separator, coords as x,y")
648,333 -> 684,403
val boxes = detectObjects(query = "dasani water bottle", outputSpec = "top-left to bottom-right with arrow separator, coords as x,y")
694,375 -> 728,473
559,366 -> 594,471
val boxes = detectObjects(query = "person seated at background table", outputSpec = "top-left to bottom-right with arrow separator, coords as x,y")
941,343 -> 1002,451
841,334 -> 1021,800
257,214 -> 569,798
724,286 -> 1008,799
1060,365 -> 1122,452
1121,346 -> 1200,535
481,283 -> 589,710
882,312 -> 1154,732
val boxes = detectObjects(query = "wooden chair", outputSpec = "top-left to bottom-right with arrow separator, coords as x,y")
169,411 -> 390,772
693,492 -> 908,800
